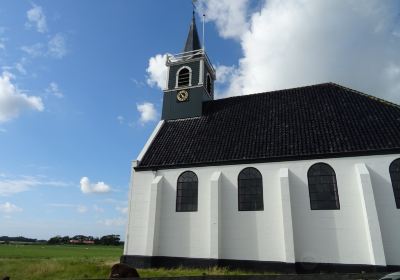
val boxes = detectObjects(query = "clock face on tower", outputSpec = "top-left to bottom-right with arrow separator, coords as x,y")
177,90 -> 189,102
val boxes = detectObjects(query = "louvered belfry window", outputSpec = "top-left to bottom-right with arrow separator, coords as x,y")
238,167 -> 264,211
176,171 -> 198,212
389,158 -> 400,209
307,163 -> 340,210
177,68 -> 190,87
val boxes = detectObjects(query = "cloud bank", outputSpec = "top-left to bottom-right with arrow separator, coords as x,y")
198,0 -> 400,102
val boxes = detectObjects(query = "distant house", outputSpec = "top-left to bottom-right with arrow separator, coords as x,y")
69,240 -> 94,245
122,14 -> 400,273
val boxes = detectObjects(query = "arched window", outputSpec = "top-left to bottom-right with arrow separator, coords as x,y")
389,158 -> 400,209
206,74 -> 212,94
176,171 -> 198,212
238,167 -> 264,211
307,163 -> 340,210
176,67 -> 191,87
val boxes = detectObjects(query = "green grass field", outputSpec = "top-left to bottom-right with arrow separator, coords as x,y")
0,244 -> 258,280
0,244 -> 122,280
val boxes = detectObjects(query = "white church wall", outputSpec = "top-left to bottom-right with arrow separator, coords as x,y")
367,156 -> 400,266
124,169 -> 155,255
125,153 -> 400,266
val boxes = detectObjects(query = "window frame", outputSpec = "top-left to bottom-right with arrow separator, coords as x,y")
307,162 -> 340,210
389,158 -> 400,209
175,66 -> 192,88
238,167 -> 264,211
176,171 -> 198,212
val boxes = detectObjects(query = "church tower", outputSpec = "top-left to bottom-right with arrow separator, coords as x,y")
161,13 -> 216,120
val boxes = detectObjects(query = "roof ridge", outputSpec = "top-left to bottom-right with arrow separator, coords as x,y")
208,82 -> 400,110
328,82 -> 400,109
209,82 -> 333,103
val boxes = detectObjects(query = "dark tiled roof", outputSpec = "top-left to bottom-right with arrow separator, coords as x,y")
138,83 -> 400,170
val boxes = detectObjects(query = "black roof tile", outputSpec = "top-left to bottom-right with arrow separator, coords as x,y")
137,83 -> 400,170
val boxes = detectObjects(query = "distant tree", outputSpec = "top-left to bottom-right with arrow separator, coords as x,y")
0,236 -> 38,243
61,236 -> 70,244
48,235 -> 63,244
99,234 -> 120,246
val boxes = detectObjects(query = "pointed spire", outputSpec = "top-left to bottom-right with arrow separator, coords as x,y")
183,12 -> 202,52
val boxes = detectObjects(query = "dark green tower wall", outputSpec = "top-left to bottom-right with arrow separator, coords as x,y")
161,86 -> 212,120
168,60 -> 201,90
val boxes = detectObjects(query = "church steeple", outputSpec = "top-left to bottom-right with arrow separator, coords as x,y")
161,13 -> 216,121
183,12 -> 202,52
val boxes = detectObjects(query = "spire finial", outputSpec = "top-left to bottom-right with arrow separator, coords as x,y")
192,0 -> 197,14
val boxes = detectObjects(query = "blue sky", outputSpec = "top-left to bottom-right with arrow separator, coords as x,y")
1,0 -> 400,239
0,0 -> 234,239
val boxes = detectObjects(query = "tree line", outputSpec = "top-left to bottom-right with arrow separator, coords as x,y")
0,236 -> 46,243
0,235 -> 122,246
48,234 -> 122,245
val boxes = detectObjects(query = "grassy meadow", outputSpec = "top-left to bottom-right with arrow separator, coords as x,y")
0,244 -> 122,280
0,244 -> 259,280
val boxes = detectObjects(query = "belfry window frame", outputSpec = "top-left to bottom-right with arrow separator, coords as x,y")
176,171 -> 198,212
238,167 -> 264,211
175,66 -> 192,88
307,162 -> 340,210
389,158 -> 400,209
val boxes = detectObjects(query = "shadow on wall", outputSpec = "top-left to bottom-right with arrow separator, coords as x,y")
289,171 -> 340,273
369,167 -> 399,265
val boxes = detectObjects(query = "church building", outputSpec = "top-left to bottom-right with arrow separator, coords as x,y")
122,14 -> 400,273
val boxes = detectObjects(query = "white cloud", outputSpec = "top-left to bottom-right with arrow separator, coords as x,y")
48,203 -> 89,214
21,43 -> 45,57
214,65 -> 239,96
0,72 -> 44,123
77,205 -> 87,213
0,128 -> 6,133
15,63 -> 27,75
21,35 -> 67,59
215,65 -> 238,84
146,54 -> 168,90
80,177 -> 111,194
116,206 -> 128,214
26,4 -> 48,33
202,0 -> 400,103
93,204 -> 104,213
131,78 -> 145,88
0,175 -> 69,196
0,202 -> 22,213
136,102 -> 157,124
98,217 -> 126,227
198,0 -> 249,40
117,115 -> 124,124
0,38 -> 5,51
48,34 -> 67,58
46,82 -> 63,98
